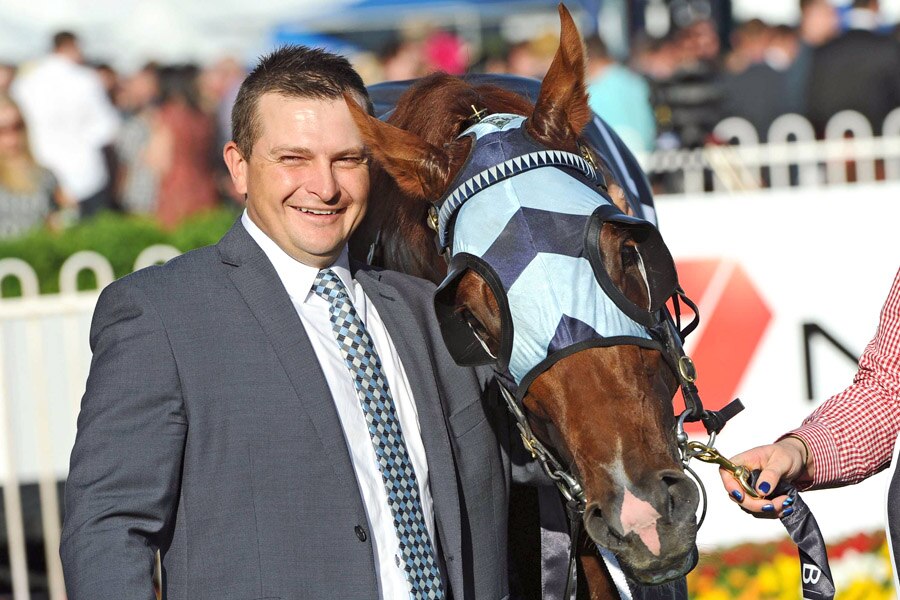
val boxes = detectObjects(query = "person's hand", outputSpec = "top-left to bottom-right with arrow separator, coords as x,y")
718,437 -> 809,518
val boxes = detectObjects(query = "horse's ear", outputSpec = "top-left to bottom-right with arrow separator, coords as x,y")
344,94 -> 452,200
528,4 -> 592,143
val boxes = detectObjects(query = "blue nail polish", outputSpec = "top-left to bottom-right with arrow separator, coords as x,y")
782,507 -> 794,517
783,497 -> 794,507
758,481 -> 771,494
731,490 -> 743,501
762,504 -> 775,512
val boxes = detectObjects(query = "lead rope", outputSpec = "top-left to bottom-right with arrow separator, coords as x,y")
596,547 -> 634,600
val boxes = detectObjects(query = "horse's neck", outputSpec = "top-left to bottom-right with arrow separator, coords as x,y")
351,164 -> 446,282
351,192 -> 445,283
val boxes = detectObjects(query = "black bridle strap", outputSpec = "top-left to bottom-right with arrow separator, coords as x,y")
564,500 -> 582,600
658,305 -> 746,436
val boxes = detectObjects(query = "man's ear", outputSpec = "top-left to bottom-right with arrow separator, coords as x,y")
223,142 -> 248,197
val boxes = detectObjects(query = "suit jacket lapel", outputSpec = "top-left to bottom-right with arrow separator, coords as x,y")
217,221 -> 361,499
355,269 -> 464,594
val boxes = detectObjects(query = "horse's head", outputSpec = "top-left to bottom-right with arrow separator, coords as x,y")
347,5 -> 699,585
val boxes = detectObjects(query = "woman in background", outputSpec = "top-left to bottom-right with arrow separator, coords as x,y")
146,65 -> 218,229
0,94 -> 73,239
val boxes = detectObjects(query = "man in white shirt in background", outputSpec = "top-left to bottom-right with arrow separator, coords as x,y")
12,31 -> 119,218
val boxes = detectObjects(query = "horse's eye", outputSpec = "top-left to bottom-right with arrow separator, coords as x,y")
461,308 -> 487,337
621,243 -> 640,268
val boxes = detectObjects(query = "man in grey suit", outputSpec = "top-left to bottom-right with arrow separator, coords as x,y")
60,46 -> 515,600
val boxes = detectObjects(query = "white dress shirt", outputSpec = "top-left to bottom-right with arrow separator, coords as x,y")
11,54 -> 120,201
242,212 -> 437,599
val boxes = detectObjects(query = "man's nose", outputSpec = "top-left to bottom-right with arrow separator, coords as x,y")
306,161 -> 340,201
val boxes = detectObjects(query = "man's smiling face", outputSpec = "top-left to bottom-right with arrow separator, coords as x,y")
226,93 -> 370,267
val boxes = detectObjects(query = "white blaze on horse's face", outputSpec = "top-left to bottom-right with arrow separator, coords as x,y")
620,488 -> 662,556
600,444 -> 664,557
225,94 -> 370,268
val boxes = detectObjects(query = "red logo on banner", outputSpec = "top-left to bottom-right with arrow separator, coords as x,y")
671,260 -> 772,433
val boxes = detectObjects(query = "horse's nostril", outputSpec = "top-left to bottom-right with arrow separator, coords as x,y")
583,503 -> 616,544
668,487 -> 677,517
659,470 -> 700,521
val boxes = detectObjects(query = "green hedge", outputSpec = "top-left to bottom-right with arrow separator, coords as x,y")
0,208 -> 239,297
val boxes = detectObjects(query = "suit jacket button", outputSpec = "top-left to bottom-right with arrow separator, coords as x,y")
354,525 -> 368,542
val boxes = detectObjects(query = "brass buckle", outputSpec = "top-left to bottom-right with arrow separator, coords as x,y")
427,206 -> 439,232
678,355 -> 697,383
520,433 -> 538,459
578,141 -> 598,170
687,441 -> 761,499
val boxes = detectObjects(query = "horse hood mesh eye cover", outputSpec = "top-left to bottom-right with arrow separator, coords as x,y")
433,114 -> 676,395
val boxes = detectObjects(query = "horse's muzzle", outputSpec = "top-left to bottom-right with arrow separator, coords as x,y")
583,468 -> 700,584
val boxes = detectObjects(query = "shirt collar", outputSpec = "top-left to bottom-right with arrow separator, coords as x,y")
240,210 -> 355,304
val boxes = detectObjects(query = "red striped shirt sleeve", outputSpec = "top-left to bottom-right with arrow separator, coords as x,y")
785,267 -> 900,489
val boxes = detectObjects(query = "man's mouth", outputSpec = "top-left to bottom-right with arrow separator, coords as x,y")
292,207 -> 340,215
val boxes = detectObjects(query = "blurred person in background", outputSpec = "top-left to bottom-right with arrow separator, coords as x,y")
377,38 -> 425,82
200,56 -> 246,153
93,62 -> 119,104
800,0 -> 841,48
632,35 -> 680,82
585,34 -> 656,153
147,64 -> 218,229
0,95 -> 74,239
719,20 -> 800,141
200,56 -> 247,204
93,61 -> 122,211
776,0 -> 840,121
807,0 -> 900,136
632,36 -> 681,151
11,31 -> 120,219
115,62 -> 161,216
480,52 -> 511,75
0,63 -> 15,96
422,30 -> 469,75
644,20 -> 723,149
505,40 -> 547,79
722,18 -> 771,74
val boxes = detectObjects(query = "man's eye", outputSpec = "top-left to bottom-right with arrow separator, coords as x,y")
337,156 -> 368,166
280,155 -> 304,163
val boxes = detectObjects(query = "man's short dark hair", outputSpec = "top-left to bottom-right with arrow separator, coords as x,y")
231,45 -> 373,158
52,31 -> 78,51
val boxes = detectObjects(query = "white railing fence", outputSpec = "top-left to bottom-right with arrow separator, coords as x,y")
0,246 -> 179,599
642,108 -> 900,194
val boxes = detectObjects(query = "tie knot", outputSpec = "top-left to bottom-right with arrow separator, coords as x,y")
312,268 -> 350,306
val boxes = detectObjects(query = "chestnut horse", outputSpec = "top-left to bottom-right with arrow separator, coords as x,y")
348,6 -> 700,598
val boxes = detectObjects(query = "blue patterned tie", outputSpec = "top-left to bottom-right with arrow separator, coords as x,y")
312,268 -> 445,600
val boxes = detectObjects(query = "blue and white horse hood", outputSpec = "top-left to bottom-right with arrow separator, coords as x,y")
434,113 -> 679,397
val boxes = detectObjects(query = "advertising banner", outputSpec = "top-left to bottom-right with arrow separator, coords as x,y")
656,182 -> 900,548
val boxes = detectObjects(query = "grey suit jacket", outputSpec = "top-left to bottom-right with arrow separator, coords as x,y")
61,221 -> 514,600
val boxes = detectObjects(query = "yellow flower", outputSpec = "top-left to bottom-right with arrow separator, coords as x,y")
756,563 -> 780,594
726,569 -> 750,589
695,589 -> 731,600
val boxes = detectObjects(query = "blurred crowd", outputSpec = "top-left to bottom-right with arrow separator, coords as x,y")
1,0 -> 899,240
0,31 -> 245,240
